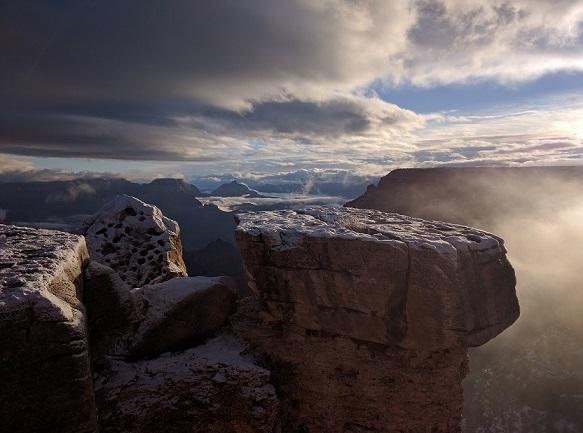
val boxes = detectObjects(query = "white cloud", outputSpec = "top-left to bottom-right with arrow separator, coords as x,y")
1,0 -> 583,171
0,154 -> 36,172
388,0 -> 583,86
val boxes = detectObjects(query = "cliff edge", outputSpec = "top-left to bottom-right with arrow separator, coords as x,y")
235,206 -> 519,433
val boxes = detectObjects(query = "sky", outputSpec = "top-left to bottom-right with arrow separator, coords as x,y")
1,0 -> 583,183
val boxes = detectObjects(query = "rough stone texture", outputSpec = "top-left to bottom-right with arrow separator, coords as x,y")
85,266 -> 238,362
0,224 -> 96,433
235,206 -> 519,433
128,276 -> 238,358
236,206 -> 518,350
84,261 -> 136,368
83,195 -> 187,287
95,334 -> 279,433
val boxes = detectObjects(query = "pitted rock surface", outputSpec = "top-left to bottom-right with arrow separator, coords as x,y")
84,195 -> 187,287
0,224 -> 96,433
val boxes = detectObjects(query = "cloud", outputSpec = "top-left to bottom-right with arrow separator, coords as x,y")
0,154 -> 36,172
45,182 -> 96,203
0,154 -> 125,182
397,0 -> 583,86
2,1 -> 412,111
0,112 -> 251,161
1,0 -> 582,167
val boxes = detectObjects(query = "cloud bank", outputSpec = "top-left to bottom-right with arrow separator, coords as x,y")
1,0 -> 583,170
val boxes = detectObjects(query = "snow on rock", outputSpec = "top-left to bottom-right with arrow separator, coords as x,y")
85,269 -> 238,361
94,334 -> 279,433
128,276 -> 238,358
0,224 -> 96,433
236,205 -> 519,349
83,195 -> 187,287
235,206 -> 519,433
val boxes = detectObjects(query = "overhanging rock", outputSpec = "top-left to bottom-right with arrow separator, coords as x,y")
235,206 -> 519,433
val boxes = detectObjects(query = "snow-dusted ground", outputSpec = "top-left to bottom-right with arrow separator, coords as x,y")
236,206 -> 504,254
0,224 -> 86,321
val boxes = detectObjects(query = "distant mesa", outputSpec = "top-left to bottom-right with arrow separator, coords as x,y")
146,177 -> 207,197
345,166 -> 583,227
210,180 -> 266,198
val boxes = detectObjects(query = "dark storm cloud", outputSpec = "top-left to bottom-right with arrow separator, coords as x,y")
0,93 -> 421,161
0,0 -> 415,160
2,0 -> 403,109
0,112 -> 222,160
1,0 -> 582,163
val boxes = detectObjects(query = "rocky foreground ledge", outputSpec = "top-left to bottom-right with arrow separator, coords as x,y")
235,206 -> 519,433
0,225 -> 95,433
1,201 -> 518,433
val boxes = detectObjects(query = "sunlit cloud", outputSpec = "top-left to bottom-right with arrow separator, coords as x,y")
1,0 -> 583,176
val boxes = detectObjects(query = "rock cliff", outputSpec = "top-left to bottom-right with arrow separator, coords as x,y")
345,166 -> 583,227
0,197 -> 278,433
0,225 -> 96,433
345,167 -> 583,432
1,198 -> 519,433
80,196 -> 276,432
235,206 -> 519,433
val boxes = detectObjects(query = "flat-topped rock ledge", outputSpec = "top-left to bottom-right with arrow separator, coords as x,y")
236,206 -> 519,350
235,206 -> 519,433
0,224 -> 96,433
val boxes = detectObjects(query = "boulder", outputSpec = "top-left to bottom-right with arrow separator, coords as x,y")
94,334 -> 279,433
83,195 -> 187,287
235,206 -> 519,433
0,224 -> 96,433
85,268 -> 238,362
128,276 -> 238,358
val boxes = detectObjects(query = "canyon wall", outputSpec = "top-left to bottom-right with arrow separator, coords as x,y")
346,167 -> 583,431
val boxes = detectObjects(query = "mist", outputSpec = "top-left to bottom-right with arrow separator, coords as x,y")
462,179 -> 583,432
346,167 -> 583,432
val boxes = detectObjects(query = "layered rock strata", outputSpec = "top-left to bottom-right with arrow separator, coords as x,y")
0,225 -> 96,433
235,206 -> 519,433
